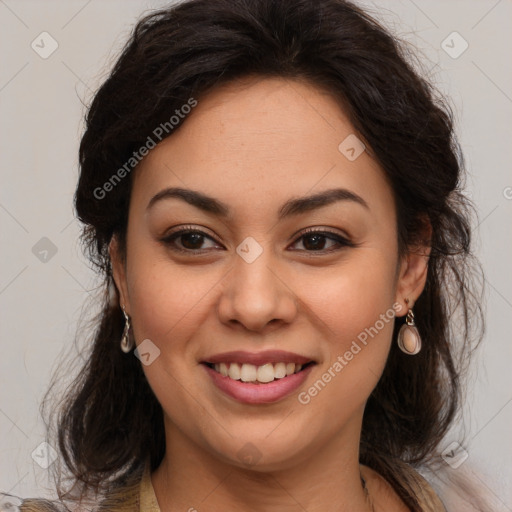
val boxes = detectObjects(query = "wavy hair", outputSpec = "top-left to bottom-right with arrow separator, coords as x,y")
39,0 -> 484,509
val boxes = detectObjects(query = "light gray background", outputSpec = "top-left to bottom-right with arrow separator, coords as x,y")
1,0 -> 511,508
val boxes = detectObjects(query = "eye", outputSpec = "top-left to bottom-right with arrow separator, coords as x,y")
289,228 -> 354,252
160,226 -> 223,253
160,226 -> 354,255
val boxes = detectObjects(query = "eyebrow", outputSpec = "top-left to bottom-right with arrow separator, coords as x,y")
146,186 -> 369,219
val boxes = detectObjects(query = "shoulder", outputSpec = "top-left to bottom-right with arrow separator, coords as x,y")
1,465 -> 147,512
1,474 -> 141,512
1,493 -> 63,512
406,467 -> 447,512
95,481 -> 139,512
95,466 -> 144,512
1,486 -> 139,512
360,463 -> 447,512
96,462 -> 158,511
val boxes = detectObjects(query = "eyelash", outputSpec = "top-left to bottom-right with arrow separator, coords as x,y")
160,225 -> 355,255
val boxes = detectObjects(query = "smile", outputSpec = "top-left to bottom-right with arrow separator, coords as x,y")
204,361 -> 313,384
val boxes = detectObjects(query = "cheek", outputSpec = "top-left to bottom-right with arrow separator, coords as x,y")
126,256 -> 219,350
305,255 -> 397,337
299,250 -> 398,406
125,256 -> 221,414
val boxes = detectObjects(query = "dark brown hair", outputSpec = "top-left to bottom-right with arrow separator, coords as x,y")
41,0 -> 484,509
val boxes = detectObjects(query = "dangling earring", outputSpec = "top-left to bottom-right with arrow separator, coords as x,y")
120,305 -> 135,353
397,298 -> 422,355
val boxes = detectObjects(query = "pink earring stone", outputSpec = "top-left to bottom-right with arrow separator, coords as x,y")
397,324 -> 421,355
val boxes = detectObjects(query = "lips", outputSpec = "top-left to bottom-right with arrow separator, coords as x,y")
201,350 -> 316,403
202,350 -> 314,366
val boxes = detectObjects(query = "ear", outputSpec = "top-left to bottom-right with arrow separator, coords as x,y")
109,235 -> 130,314
394,220 -> 432,316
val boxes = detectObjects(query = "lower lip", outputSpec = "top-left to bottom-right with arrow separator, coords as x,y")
202,364 -> 315,404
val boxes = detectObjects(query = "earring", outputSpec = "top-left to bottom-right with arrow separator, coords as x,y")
120,305 -> 135,353
397,298 -> 422,355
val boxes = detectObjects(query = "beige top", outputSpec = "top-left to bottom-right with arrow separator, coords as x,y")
134,463 -> 446,512
7,461 -> 446,512
139,463 -> 161,511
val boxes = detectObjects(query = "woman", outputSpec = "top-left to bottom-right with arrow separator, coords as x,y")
1,0 -> 487,510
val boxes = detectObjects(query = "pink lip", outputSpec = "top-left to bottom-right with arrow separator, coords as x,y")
202,350 -> 314,366
202,363 -> 315,404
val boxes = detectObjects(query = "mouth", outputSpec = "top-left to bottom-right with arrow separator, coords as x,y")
201,351 -> 317,404
202,360 -> 316,384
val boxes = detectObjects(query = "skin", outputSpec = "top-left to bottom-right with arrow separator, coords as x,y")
110,76 -> 430,511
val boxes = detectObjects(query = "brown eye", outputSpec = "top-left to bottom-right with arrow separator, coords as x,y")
180,232 -> 206,250
161,228 -> 222,253
301,233 -> 331,250
161,226 -> 354,255
290,229 -> 354,252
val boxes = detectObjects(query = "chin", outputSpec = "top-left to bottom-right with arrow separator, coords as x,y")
205,427 -> 316,473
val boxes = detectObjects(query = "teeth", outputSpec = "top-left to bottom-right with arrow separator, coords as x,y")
240,363 -> 258,382
257,363 -> 275,383
219,362 -> 229,376
228,362 -> 241,380
274,362 -> 287,379
212,361 -> 308,383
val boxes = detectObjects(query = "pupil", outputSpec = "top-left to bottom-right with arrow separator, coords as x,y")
304,234 -> 325,250
182,233 -> 203,249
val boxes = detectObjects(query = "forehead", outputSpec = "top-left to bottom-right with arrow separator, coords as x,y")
132,76 -> 395,221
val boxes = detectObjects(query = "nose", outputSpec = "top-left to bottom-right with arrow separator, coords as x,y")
217,245 -> 298,333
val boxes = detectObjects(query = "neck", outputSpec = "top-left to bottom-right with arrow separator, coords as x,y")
152,415 -> 372,512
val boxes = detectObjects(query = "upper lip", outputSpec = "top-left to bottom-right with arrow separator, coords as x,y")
202,350 -> 315,366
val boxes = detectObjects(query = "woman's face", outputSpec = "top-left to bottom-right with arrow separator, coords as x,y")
111,76 -> 426,470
